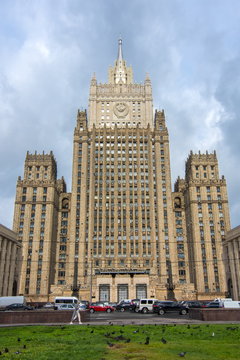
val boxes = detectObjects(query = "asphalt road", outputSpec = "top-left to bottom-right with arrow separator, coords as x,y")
88,310 -> 190,324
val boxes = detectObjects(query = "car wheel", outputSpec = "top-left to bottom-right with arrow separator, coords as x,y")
180,309 -> 187,315
158,309 -> 165,316
120,307 -> 125,312
89,308 -> 95,313
134,308 -> 139,313
106,308 -> 112,313
142,307 -> 148,314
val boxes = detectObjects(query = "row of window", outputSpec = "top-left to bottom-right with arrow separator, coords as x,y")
196,186 -> 221,193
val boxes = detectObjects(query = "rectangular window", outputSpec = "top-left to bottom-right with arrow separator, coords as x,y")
136,284 -> 147,299
118,284 -> 128,302
99,284 -> 110,302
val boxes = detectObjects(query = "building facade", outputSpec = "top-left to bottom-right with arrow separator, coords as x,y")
13,40 -> 231,302
223,226 -> 240,300
0,224 -> 22,296
13,152 -> 66,300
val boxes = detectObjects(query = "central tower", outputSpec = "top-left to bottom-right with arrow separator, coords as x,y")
65,38 -> 187,302
88,38 -> 153,130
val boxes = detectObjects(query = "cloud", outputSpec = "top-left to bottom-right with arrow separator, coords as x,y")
0,0 -> 240,229
214,56 -> 240,226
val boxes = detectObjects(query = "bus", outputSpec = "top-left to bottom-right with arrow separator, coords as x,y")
54,296 -> 79,310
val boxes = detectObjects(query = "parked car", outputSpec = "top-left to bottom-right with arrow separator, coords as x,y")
116,299 -> 136,312
181,301 -> 204,309
79,303 -> 87,310
153,301 -> 188,315
43,302 -> 54,309
108,302 -> 118,309
89,302 -> 115,313
58,304 -> 76,310
58,303 -> 88,311
202,301 -> 223,308
5,303 -> 34,311
137,298 -> 159,313
79,300 -> 90,309
129,299 -> 140,312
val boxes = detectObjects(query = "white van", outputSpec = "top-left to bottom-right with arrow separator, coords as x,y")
223,301 -> 240,308
54,296 -> 78,310
220,299 -> 240,308
138,298 -> 158,313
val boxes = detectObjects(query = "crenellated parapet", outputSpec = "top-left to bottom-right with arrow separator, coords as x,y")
185,150 -> 219,182
23,151 -> 57,181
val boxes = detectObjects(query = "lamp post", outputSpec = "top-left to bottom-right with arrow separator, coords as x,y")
89,248 -> 93,303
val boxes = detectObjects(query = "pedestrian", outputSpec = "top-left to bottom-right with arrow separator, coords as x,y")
70,304 -> 82,324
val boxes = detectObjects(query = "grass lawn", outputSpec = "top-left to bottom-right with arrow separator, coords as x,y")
0,324 -> 239,359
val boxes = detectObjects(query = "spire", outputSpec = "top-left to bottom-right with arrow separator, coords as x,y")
108,38 -> 133,84
115,37 -> 126,84
117,37 -> 123,61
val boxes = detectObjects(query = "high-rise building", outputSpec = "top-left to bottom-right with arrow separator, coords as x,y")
13,152 -> 66,298
13,39 -> 231,303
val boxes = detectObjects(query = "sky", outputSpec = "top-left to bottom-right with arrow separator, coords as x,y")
0,0 -> 240,229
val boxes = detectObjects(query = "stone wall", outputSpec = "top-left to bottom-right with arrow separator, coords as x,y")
0,310 -> 90,324
189,308 -> 240,321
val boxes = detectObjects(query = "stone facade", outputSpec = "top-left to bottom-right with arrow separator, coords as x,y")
13,39 -> 231,303
223,226 -> 240,300
175,152 -> 230,299
0,224 -> 21,296
13,151 -> 66,302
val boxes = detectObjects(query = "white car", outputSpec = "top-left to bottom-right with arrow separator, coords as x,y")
138,298 -> 159,313
43,302 -> 54,308
58,304 -> 76,310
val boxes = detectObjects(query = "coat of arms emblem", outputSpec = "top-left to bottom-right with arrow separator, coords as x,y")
113,102 -> 129,118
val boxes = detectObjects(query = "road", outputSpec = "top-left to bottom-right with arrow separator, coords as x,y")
88,310 -> 191,325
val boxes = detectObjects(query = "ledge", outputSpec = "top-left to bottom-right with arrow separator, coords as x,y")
0,310 -> 90,324
189,308 -> 240,321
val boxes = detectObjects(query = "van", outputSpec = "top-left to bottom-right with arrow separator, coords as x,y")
138,298 -> 158,313
54,296 -> 78,310
222,301 -> 240,309
215,298 -> 240,309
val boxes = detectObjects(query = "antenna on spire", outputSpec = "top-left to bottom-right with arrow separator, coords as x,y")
118,36 -> 123,61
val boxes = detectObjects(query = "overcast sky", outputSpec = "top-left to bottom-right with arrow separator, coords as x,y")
0,0 -> 240,229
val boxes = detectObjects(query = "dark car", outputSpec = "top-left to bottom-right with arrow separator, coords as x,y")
5,303 -> 34,311
181,301 -> 204,308
116,299 -> 140,312
115,300 -> 132,312
202,301 -> 223,308
129,299 -> 140,312
153,301 -> 188,315
107,302 -> 118,309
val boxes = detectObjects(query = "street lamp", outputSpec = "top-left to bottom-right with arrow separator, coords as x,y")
89,249 -> 93,303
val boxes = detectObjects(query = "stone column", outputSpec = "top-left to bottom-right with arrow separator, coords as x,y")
0,237 -> 7,295
228,242 -> 238,300
233,239 -> 240,299
3,241 -> 12,295
8,243 -> 17,295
